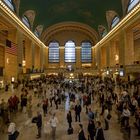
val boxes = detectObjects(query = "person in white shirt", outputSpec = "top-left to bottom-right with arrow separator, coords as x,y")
49,113 -> 58,140
104,106 -> 109,130
121,106 -> 131,128
8,122 -> 16,140
131,96 -> 138,115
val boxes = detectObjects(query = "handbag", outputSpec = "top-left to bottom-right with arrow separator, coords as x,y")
107,114 -> 112,120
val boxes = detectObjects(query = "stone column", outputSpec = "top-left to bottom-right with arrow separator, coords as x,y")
40,46 -> 44,70
25,38 -> 32,70
34,45 -> 40,70
125,30 -> 134,65
16,31 -> 24,77
76,46 -> 81,69
95,47 -> 101,70
106,44 -> 110,67
45,47 -> 49,68
32,42 -> 35,69
92,47 -> 96,68
43,47 -> 47,70
59,46 -> 64,67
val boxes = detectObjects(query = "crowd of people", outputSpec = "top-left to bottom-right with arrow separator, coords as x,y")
0,75 -> 140,140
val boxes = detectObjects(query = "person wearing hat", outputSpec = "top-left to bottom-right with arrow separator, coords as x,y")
78,124 -> 87,140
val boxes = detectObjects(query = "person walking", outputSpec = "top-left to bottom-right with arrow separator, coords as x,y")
104,106 -> 109,130
78,124 -> 87,140
88,120 -> 95,140
67,110 -> 72,128
95,121 -> 105,140
36,111 -> 42,139
75,103 -> 82,122
49,113 -> 58,140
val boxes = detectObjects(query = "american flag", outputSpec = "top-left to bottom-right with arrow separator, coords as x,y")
5,40 -> 17,56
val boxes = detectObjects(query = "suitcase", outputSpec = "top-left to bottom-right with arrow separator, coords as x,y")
67,127 -> 73,135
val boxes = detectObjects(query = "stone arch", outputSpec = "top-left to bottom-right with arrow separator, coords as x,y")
41,22 -> 99,46
106,10 -> 120,30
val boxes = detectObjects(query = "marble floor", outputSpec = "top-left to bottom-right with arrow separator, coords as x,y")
0,88 -> 125,140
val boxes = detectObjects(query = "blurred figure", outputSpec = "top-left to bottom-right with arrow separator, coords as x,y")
78,124 -> 86,140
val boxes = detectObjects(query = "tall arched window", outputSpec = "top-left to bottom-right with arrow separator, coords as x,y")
127,0 -> 140,12
65,40 -> 76,63
22,16 -> 30,28
101,29 -> 107,38
81,41 -> 92,63
111,16 -> 120,28
49,41 -> 59,63
3,0 -> 15,12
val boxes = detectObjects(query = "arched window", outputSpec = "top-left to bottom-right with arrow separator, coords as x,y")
22,16 -> 30,28
34,29 -> 40,37
81,41 -> 92,63
3,0 -> 15,12
127,0 -> 140,12
49,41 -> 59,63
101,29 -> 107,38
65,40 -> 76,63
111,16 -> 120,28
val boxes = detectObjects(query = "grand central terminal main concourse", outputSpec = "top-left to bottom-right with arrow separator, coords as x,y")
0,0 -> 140,140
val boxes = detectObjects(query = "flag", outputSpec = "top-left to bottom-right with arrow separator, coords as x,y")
5,40 -> 17,56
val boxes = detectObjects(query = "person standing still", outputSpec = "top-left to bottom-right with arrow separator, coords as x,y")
67,110 -> 72,128
75,103 -> 82,122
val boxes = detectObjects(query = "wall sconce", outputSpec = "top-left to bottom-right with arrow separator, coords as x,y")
22,60 -> 26,67
6,58 -> 9,64
115,54 -> 119,61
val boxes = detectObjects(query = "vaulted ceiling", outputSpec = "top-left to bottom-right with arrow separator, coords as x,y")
19,0 -> 123,32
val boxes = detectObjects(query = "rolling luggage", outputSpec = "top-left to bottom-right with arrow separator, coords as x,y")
67,127 -> 73,135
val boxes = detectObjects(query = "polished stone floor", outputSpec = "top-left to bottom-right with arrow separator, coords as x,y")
0,87 -> 130,140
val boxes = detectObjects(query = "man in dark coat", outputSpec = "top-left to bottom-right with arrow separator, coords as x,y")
36,111 -> 42,139
67,110 -> 72,128
95,121 -> 105,140
88,120 -> 95,140
78,124 -> 86,140
75,103 -> 82,122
